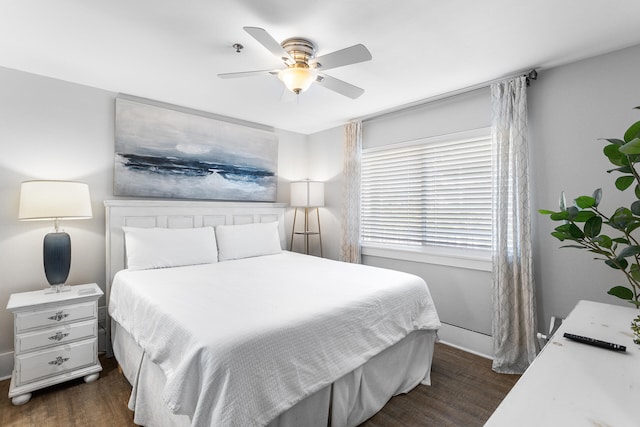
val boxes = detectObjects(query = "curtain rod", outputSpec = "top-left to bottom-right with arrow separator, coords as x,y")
355,69 -> 538,123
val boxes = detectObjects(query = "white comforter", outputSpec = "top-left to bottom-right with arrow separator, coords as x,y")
108,251 -> 440,427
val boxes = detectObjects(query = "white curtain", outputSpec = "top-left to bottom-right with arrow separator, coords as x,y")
491,76 -> 538,374
340,121 -> 362,263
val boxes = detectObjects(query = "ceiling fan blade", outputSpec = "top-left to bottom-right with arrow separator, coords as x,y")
310,44 -> 372,71
243,27 -> 292,61
218,69 -> 278,79
316,74 -> 365,99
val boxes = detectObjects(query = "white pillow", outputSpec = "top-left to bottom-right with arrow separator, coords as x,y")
122,226 -> 218,270
216,222 -> 282,261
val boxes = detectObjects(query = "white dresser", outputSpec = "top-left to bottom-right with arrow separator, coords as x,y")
6,283 -> 103,405
485,300 -> 639,426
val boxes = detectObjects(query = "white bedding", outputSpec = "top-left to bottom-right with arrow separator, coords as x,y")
108,251 -> 440,427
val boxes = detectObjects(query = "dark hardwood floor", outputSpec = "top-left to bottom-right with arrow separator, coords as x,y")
0,352 -> 134,427
360,344 -> 520,427
0,343 -> 519,427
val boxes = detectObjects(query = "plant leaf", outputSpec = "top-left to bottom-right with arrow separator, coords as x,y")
575,196 -> 596,209
615,175 -> 635,191
603,144 -> 625,166
605,258 -> 628,270
566,206 -> 580,220
623,120 -> 640,143
620,137 -> 640,154
612,237 -> 630,244
550,211 -> 569,221
573,211 -> 596,222
568,223 -> 584,239
626,221 -> 640,234
609,207 -> 635,229
602,138 -> 625,146
593,234 -> 612,249
584,216 -> 602,237
588,248 -> 610,255
607,286 -> 634,300
538,209 -> 556,215
631,200 -> 640,216
607,165 -> 633,174
550,231 -> 566,241
592,188 -> 602,206
617,245 -> 640,259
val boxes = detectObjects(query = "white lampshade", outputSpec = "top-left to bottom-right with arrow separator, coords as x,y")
278,66 -> 318,94
290,181 -> 324,207
19,180 -> 93,221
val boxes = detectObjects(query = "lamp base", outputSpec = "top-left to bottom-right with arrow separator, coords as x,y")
44,284 -> 72,294
43,231 -> 71,287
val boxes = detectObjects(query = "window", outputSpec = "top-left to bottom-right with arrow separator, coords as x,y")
361,128 -> 492,252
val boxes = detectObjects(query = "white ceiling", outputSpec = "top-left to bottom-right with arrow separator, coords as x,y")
2,0 -> 640,135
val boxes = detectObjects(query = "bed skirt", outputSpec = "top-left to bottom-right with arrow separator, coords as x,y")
112,319 -> 437,427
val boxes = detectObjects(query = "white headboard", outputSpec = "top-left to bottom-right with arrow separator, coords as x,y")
104,199 -> 286,353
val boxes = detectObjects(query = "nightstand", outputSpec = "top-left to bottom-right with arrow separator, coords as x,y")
6,283 -> 103,405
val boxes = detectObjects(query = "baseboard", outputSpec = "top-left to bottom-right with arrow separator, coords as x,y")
0,350 -> 13,380
437,322 -> 493,359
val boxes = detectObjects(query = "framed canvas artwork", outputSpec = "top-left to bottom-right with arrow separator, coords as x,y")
114,98 -> 278,201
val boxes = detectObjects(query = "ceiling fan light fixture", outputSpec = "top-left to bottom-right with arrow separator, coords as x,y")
222,27 -> 371,98
278,66 -> 318,94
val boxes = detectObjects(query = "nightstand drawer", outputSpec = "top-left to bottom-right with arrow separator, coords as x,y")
15,319 -> 97,353
15,301 -> 96,332
15,338 -> 98,386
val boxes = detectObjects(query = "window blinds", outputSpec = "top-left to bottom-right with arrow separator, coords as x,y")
361,131 -> 492,250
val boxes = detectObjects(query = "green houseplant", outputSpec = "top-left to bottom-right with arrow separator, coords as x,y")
539,106 -> 640,345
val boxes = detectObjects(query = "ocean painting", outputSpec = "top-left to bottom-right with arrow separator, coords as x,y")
114,98 -> 278,201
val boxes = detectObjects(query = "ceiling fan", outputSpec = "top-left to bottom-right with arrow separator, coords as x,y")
218,27 -> 372,99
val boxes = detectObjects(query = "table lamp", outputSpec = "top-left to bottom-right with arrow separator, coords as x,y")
290,180 -> 324,256
18,180 -> 93,292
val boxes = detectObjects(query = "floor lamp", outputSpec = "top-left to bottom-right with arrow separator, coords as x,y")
290,180 -> 324,257
18,180 -> 93,293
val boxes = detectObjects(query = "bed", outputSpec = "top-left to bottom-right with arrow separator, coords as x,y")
104,200 -> 440,427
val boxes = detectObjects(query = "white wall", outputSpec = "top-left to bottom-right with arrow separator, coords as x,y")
0,66 -> 307,377
363,88 -> 491,148
308,44 -> 640,355
530,44 -> 640,332
0,68 -> 114,369
306,126 -> 344,260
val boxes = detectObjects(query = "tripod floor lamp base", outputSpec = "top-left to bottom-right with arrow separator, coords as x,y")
289,180 -> 324,257
290,207 -> 323,257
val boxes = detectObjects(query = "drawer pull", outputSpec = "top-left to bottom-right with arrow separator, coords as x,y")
48,356 -> 70,366
48,332 -> 70,342
48,311 -> 69,322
